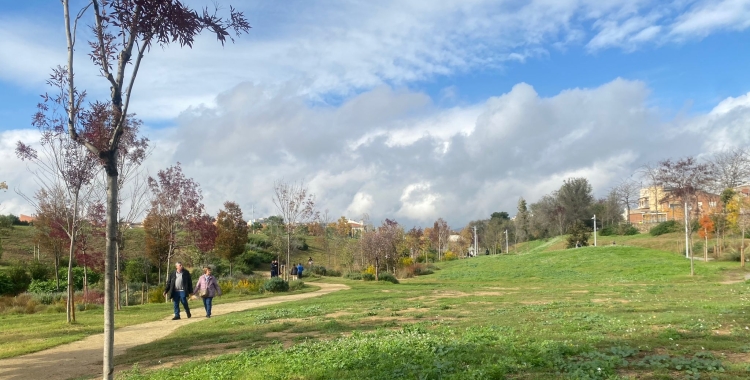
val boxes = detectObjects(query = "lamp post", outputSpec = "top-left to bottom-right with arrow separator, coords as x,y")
592,214 -> 597,247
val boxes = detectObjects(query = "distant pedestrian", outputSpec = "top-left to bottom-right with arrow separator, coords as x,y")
308,256 -> 313,269
297,263 -> 304,278
192,266 -> 222,318
270,260 -> 279,277
290,264 -> 299,280
163,262 -> 193,320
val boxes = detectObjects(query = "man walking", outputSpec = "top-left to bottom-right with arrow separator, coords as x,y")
164,262 -> 193,320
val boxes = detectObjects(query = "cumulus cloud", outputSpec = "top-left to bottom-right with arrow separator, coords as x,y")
3,78 -> 750,226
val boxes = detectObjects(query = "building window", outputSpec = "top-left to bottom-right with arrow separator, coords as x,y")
709,201 -> 717,207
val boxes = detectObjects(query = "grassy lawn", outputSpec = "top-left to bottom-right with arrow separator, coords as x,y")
0,284 -> 319,359
118,246 -> 750,379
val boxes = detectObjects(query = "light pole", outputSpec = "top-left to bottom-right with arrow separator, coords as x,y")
473,225 -> 478,257
504,229 -> 508,254
591,214 -> 597,247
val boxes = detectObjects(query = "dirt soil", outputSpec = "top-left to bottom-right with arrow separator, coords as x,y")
0,282 -> 348,380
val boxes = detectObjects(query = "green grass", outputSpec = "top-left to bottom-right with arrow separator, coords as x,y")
0,285 -> 319,359
118,246 -> 750,379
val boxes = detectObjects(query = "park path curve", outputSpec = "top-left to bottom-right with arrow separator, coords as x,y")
0,282 -> 349,380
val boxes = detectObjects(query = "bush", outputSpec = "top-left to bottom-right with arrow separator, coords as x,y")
28,261 -> 51,281
288,280 -> 304,291
377,272 -> 399,284
362,273 -> 375,281
344,272 -> 362,280
310,265 -> 327,276
599,226 -> 616,236
363,265 -> 376,275
650,220 -> 681,236
263,277 -> 289,293
326,269 -> 342,277
443,251 -> 458,261
234,277 -> 264,294
148,288 -> 165,303
7,266 -> 31,294
398,257 -> 414,267
28,279 -> 59,293
565,220 -> 591,249
0,273 -> 12,295
58,267 -> 101,291
219,280 -> 234,295
623,225 -> 639,235
240,249 -> 275,270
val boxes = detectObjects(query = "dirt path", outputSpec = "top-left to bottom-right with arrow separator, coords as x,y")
0,282 -> 348,380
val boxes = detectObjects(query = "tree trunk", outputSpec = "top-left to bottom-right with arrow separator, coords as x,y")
67,195 -> 79,324
375,256 -> 379,281
742,223 -> 746,268
54,253 -> 60,291
125,282 -> 129,307
286,229 -> 291,282
83,257 -> 88,309
115,244 -> 121,311
103,169 -> 119,380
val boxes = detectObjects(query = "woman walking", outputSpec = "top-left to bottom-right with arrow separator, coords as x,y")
193,266 -> 222,318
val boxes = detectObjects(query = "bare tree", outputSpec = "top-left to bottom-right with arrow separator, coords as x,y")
614,178 -> 641,223
655,157 -> 715,275
710,148 -> 750,192
17,123 -> 99,323
272,180 -> 316,279
53,1 -> 250,377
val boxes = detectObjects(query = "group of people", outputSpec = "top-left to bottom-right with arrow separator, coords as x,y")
163,262 -> 222,320
270,257 -> 314,280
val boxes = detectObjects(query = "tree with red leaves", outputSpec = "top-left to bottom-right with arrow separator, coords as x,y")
52,1 -> 250,376
215,202 -> 247,275
186,213 -> 218,267
147,163 -> 205,281
655,157 -> 715,276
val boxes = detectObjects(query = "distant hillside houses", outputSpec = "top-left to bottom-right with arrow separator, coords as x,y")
626,184 -> 750,224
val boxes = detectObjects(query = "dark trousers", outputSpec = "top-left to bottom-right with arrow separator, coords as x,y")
172,290 -> 189,316
202,297 -> 213,316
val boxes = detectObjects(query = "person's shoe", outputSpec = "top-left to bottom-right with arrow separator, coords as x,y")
172,316 -> 180,320
206,314 -> 210,318
186,310 -> 191,318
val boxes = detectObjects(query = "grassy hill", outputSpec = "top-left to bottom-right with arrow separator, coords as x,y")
118,245 -> 750,379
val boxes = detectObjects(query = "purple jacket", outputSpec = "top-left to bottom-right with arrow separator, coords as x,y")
193,274 -> 222,298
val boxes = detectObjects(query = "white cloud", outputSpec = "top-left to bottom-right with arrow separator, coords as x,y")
3,78 -> 750,226
3,0 -> 750,121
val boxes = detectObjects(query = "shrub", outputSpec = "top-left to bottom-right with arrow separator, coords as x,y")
565,220 -> 591,249
344,272 -> 362,280
235,277 -> 264,294
219,280 -> 234,294
0,273 -> 13,295
310,265 -> 327,276
28,279 -> 59,293
148,288 -> 165,303
362,273 -> 375,281
326,269 -> 342,277
288,280 -> 304,291
263,277 -> 289,293
650,220 -> 680,236
7,266 -> 31,294
28,261 -> 51,281
363,265 -> 376,275
58,267 -> 101,291
377,272 -> 399,284
623,225 -> 639,235
413,264 -> 434,276
398,257 -> 414,267
599,226 -> 616,236
443,251 -> 458,261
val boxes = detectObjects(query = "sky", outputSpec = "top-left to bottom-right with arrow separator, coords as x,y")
2,0 -> 750,229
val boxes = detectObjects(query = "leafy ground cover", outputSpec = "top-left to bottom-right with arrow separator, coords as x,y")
119,246 -> 750,379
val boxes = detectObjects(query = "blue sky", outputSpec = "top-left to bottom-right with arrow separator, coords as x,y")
2,0 -> 750,226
